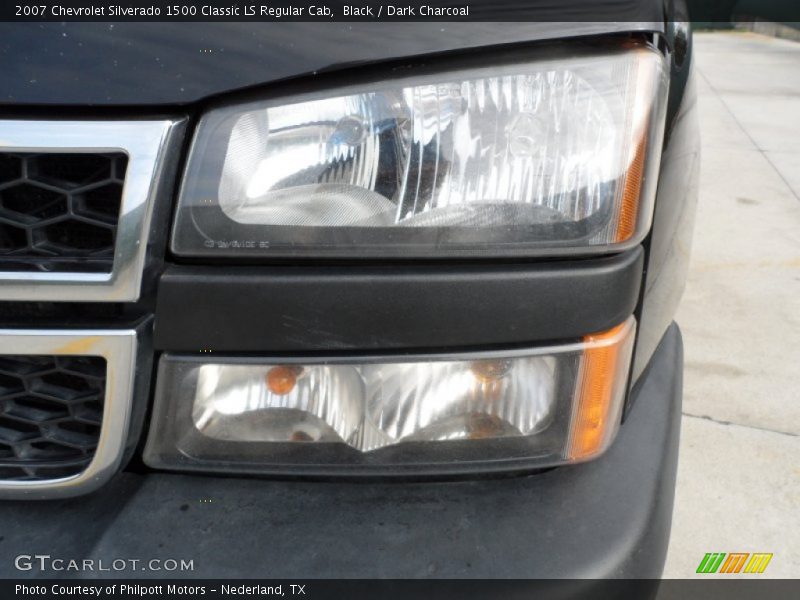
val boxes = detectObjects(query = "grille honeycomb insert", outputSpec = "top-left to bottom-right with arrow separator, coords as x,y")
0,355 -> 106,481
0,153 -> 127,273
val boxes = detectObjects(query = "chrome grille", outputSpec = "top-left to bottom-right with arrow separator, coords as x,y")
0,118 -> 183,498
0,119 -> 183,302
0,355 -> 105,480
0,152 -> 127,273
0,331 -> 137,499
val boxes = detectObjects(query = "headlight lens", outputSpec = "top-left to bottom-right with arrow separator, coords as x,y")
143,318 -> 635,476
172,44 -> 667,258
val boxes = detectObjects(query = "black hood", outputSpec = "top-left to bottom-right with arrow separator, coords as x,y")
0,20 -> 664,107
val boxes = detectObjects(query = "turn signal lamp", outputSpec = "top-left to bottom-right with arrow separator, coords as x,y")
144,319 -> 635,476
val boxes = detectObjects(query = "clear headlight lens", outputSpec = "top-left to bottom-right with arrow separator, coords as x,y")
144,318 -> 635,476
172,44 -> 667,258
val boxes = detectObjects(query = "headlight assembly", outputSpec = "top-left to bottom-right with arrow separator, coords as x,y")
172,44 -> 668,258
143,318 -> 635,476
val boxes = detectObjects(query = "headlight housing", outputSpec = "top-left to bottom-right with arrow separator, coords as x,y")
143,318 -> 635,476
172,44 -> 668,258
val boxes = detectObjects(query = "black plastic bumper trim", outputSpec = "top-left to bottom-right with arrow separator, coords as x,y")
0,322 -> 682,579
154,248 -> 643,352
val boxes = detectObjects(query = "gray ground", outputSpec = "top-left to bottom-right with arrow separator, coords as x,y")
662,31 -> 800,578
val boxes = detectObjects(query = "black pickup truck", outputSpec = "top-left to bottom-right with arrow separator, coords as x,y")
0,2 -> 698,583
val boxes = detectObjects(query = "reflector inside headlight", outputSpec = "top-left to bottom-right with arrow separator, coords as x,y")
172,44 -> 667,258
144,318 -> 635,476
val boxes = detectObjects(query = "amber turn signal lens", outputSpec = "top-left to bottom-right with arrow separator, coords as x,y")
568,321 -> 632,460
614,49 -> 661,244
615,134 -> 647,243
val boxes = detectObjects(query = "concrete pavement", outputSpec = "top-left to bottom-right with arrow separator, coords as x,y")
662,31 -> 800,578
